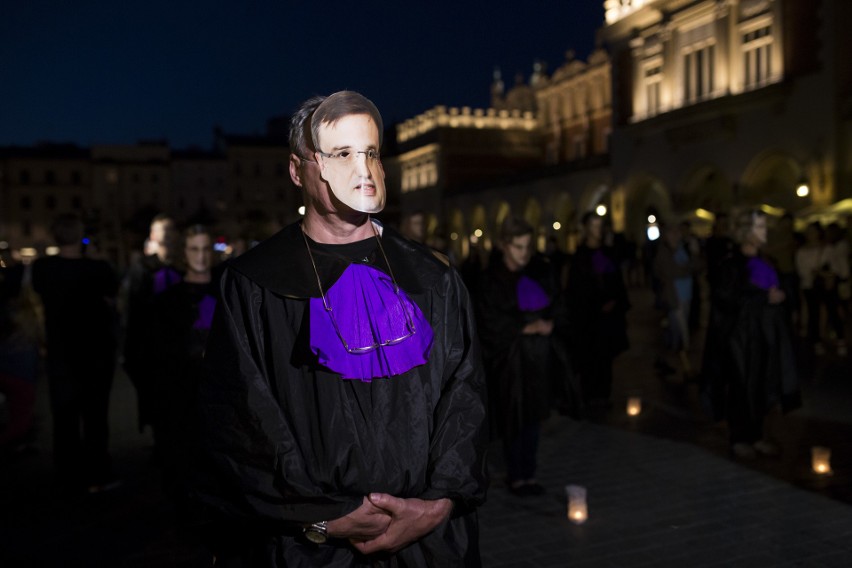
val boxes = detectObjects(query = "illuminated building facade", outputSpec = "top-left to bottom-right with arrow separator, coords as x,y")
394,49 -> 614,259
600,0 -> 852,239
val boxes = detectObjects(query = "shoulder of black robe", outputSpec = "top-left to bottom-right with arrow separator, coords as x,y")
228,221 -> 447,298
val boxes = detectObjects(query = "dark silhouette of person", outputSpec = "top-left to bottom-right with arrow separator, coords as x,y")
701,210 -> 800,459
31,214 -> 120,492
151,225 -> 217,519
122,213 -> 181,452
566,211 -> 630,409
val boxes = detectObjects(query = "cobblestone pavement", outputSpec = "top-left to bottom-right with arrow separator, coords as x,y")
2,286 -> 851,566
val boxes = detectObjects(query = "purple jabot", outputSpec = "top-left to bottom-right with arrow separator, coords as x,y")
193,294 -> 216,330
517,275 -> 550,312
309,264 -> 434,381
747,256 -> 779,290
591,249 -> 615,275
153,267 -> 181,295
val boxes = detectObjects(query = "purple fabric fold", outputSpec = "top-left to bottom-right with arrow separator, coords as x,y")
193,294 -> 217,330
517,275 -> 550,312
309,264 -> 434,381
153,267 -> 182,295
591,249 -> 615,275
747,256 -> 779,290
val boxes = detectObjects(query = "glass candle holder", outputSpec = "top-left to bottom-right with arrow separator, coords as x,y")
811,446 -> 832,475
565,485 -> 588,525
626,396 -> 642,416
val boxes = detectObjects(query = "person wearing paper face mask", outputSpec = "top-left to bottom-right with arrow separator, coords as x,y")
189,91 -> 488,566
701,210 -> 801,460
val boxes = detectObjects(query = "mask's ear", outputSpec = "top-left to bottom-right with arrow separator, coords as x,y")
289,155 -> 303,187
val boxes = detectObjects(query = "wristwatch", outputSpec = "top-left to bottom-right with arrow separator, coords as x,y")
303,520 -> 329,544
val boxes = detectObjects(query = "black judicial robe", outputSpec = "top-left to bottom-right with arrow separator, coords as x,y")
188,222 -> 488,567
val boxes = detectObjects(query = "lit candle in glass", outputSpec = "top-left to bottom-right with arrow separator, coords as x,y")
811,446 -> 832,475
565,485 -> 588,525
627,396 -> 642,416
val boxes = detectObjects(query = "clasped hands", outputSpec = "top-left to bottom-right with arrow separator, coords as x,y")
522,318 -> 554,336
326,494 -> 453,555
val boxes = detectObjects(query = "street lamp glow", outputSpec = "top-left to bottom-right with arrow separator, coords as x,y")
450,232 -> 458,241
298,205 -> 306,215
596,204 -> 607,216
796,183 -> 810,197
552,221 -> 562,230
473,229 -> 483,238
647,214 -> 656,224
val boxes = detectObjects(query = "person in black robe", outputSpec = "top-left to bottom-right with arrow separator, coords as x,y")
566,212 -> 630,408
151,225 -> 217,510
31,214 -> 119,492
476,216 -> 575,496
122,213 -> 181,451
188,92 -> 487,566
700,210 -> 800,459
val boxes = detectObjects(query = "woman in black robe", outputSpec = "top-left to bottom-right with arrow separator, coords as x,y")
701,210 -> 801,459
477,217 -> 571,496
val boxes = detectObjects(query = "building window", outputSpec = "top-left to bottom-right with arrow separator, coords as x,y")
743,25 -> 772,89
45,170 -> 56,185
19,170 -> 30,185
20,196 -> 32,210
23,220 -> 32,237
45,195 -> 56,210
683,44 -> 715,103
72,195 -> 82,209
644,63 -> 662,117
151,173 -> 160,184
71,171 -> 82,184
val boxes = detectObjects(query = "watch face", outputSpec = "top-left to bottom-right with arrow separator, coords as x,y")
305,528 -> 327,544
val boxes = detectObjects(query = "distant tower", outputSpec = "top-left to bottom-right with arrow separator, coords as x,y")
530,60 -> 546,87
491,67 -> 505,109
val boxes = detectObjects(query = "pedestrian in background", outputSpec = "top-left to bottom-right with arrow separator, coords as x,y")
122,213 -> 181,456
31,214 -> 120,492
477,216 -> 573,496
566,211 -> 630,410
152,225 -> 217,508
795,222 -> 828,355
653,222 -> 698,382
701,210 -> 800,460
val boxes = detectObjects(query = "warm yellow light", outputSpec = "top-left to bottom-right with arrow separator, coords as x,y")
812,446 -> 832,475
796,184 -> 810,197
552,221 -> 562,230
627,397 -> 642,416
450,232 -> 458,241
474,229 -> 483,238
19,247 -> 37,258
647,215 -> 656,224
46,246 -> 60,256
298,205 -> 306,216
596,205 -> 607,216
566,485 -> 588,525
695,208 -> 715,221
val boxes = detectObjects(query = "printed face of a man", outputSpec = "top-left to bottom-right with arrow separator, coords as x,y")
185,233 -> 212,275
314,114 -> 386,214
750,215 -> 767,246
503,234 -> 534,272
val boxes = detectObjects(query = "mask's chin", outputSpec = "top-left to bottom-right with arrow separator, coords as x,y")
328,181 -> 385,214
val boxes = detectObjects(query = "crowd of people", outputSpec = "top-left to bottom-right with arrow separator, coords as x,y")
0,88 -> 850,565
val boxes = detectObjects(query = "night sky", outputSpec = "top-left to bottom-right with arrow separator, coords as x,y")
1,1 -> 603,149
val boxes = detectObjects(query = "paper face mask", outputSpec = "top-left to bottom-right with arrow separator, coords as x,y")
315,114 -> 386,214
